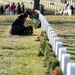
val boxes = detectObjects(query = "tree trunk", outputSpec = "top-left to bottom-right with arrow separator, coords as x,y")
34,0 -> 40,10
61,0 -> 67,3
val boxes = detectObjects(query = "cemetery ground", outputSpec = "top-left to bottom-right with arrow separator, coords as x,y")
0,15 -> 46,75
0,15 -> 75,75
46,15 -> 75,62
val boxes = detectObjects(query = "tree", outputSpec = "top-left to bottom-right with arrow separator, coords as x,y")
34,0 -> 40,10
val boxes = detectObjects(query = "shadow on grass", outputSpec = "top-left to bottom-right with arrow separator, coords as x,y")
1,45 -> 31,50
69,52 -> 75,56
18,34 -> 38,37
48,21 -> 75,25
58,34 -> 75,37
71,56 -> 75,60
44,9 -> 55,15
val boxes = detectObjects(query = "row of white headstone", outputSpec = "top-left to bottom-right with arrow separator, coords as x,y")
37,10 -> 75,75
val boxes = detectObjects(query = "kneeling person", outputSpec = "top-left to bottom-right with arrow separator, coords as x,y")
10,12 -> 33,35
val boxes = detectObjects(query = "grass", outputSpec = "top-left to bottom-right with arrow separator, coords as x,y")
0,8 -> 75,75
45,15 -> 75,62
0,15 -> 46,75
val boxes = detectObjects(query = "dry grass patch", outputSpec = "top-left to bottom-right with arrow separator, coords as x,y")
0,15 -> 46,75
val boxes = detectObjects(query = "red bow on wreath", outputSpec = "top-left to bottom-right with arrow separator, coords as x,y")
29,11 -> 39,19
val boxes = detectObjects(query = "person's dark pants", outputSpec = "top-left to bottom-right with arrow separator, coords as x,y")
10,26 -> 33,35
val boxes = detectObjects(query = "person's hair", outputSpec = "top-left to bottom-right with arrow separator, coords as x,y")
18,2 -> 20,5
23,12 -> 28,18
13,2 -> 15,5
21,2 -> 24,5
26,10 -> 31,15
18,12 -> 28,19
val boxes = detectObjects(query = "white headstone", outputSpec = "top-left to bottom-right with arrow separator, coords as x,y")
49,31 -> 55,45
61,54 -> 70,75
46,24 -> 50,36
45,20 -> 49,31
47,27 -> 53,39
51,33 -> 57,47
67,63 -> 75,75
53,37 -> 59,53
44,19 -> 47,31
55,41 -> 62,58
59,48 -> 66,68
41,16 -> 45,30
41,18 -> 44,30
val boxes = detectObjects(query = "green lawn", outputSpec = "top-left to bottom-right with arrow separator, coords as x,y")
45,15 -> 75,62
0,15 -> 46,75
0,14 -> 75,75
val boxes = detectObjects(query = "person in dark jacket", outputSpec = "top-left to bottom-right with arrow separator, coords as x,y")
17,2 -> 21,14
39,4 -> 44,15
70,5 -> 73,14
10,12 -> 33,35
0,5 -> 4,14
